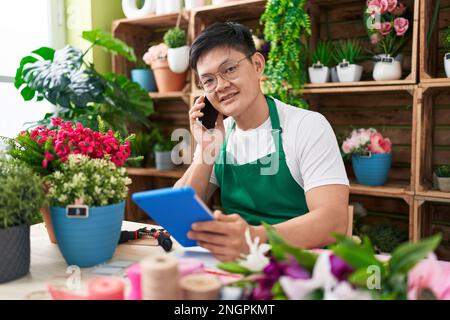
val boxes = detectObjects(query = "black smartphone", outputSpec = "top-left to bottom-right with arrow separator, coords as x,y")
199,96 -> 219,129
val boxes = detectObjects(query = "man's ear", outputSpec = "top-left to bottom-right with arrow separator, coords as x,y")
252,52 -> 265,77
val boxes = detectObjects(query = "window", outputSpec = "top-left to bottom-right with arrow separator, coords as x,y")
0,0 -> 65,139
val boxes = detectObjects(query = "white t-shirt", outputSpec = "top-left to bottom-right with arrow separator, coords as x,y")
194,98 -> 349,193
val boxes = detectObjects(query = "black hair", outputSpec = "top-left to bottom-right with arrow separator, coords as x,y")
189,22 -> 257,71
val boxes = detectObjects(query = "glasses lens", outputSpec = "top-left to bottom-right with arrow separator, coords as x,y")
200,77 -> 217,92
219,61 -> 239,81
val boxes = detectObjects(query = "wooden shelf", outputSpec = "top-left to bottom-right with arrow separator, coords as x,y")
113,11 -> 189,29
416,190 -> 450,203
192,0 -> 266,14
127,166 -> 187,179
149,92 -> 189,100
304,79 -> 416,90
303,84 -> 415,94
350,180 -> 412,199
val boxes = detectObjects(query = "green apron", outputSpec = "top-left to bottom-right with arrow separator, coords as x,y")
214,96 -> 309,225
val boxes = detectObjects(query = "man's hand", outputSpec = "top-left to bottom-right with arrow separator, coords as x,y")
187,210 -> 256,262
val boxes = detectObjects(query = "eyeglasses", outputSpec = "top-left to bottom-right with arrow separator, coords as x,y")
198,52 -> 255,93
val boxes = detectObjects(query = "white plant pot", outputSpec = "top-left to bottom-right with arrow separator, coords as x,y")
168,46 -> 190,74
308,65 -> 330,84
434,173 -> 450,192
336,62 -> 363,82
445,53 -> 450,78
373,55 -> 402,81
156,0 -> 180,15
331,66 -> 340,82
185,0 -> 206,10
122,0 -> 155,18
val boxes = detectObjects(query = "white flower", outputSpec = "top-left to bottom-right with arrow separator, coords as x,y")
279,251 -> 371,300
237,228 -> 271,272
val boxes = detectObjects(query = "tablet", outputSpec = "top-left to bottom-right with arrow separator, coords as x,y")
131,187 -> 214,247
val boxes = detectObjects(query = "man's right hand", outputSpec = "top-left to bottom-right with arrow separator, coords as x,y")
189,95 -> 225,162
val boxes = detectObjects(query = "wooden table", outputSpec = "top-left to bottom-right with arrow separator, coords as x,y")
0,221 -> 187,300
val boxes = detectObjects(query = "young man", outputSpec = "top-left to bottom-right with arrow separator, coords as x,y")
174,22 -> 349,262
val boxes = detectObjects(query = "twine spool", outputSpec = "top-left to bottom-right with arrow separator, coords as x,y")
179,258 -> 205,278
88,277 -> 124,300
141,255 -> 180,300
179,273 -> 222,300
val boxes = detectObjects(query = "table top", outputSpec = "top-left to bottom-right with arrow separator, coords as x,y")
0,221 -> 191,300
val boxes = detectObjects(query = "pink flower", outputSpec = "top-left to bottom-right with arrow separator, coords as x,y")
367,0 -> 389,14
392,2 -> 406,16
369,132 -> 392,154
408,254 -> 450,300
386,0 -> 397,12
370,33 -> 383,44
380,22 -> 392,36
394,17 -> 409,36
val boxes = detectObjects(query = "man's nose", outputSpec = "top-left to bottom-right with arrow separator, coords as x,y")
215,74 -> 231,92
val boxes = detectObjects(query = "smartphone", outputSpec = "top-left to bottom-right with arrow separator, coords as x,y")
198,96 -> 219,129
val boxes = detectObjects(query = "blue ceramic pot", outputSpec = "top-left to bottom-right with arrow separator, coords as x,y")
131,69 -> 156,92
352,153 -> 392,186
50,201 -> 124,267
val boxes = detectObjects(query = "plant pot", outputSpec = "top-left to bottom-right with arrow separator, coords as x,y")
337,62 -> 363,82
121,0 -> 155,19
155,151 -> 175,171
212,0 -> 239,4
156,0 -> 180,14
41,206 -> 57,243
308,65 -> 330,84
151,59 -> 187,92
167,46 -> 190,74
373,55 -> 402,81
434,173 -> 450,192
445,53 -> 450,78
185,0 -> 206,10
51,201 -> 125,267
131,68 -> 157,92
352,153 -> 392,186
330,66 -> 340,82
0,224 -> 30,283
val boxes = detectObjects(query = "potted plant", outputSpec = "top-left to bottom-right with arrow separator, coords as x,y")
128,128 -> 160,168
341,128 -> 392,186
365,0 -> 410,81
333,39 -> 364,82
164,27 -> 190,74
2,117 -> 138,243
154,132 -> 177,171
308,41 -> 334,84
143,42 -> 187,92
444,27 -> 450,78
0,160 -> 45,283
121,0 -> 155,19
45,154 -> 131,267
434,165 -> 450,192
131,58 -> 157,92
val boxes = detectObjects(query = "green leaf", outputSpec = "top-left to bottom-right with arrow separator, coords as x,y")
389,234 -> 441,275
348,268 -> 373,287
217,262 -> 252,275
82,29 -> 136,62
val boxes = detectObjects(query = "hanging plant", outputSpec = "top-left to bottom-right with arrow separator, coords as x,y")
261,0 -> 311,108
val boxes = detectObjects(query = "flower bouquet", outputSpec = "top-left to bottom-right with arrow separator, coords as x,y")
365,0 -> 411,80
341,128 -> 392,186
218,224 -> 446,300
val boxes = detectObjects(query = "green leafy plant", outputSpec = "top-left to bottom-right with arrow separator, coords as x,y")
153,133 -> 177,152
128,128 -> 160,167
310,41 -> 334,67
261,0 -> 311,108
15,29 -> 153,135
163,27 -> 187,49
0,160 -> 45,228
444,27 -> 450,51
362,223 -> 409,253
436,165 -> 450,177
333,39 -> 363,65
45,154 -> 132,207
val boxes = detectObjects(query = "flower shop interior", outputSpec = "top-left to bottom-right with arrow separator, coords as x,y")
0,0 -> 450,303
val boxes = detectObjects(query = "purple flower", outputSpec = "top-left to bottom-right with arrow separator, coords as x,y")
280,256 -> 310,280
330,255 -> 354,281
263,257 -> 284,282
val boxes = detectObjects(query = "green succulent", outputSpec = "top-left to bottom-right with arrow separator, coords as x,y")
436,165 -> 450,177
153,131 -> 177,152
128,128 -> 160,167
310,41 -> 334,67
163,28 -> 187,49
444,27 -> 450,51
0,160 -> 45,229
333,39 -> 363,65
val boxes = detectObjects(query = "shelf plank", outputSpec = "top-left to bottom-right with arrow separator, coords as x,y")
113,12 -> 189,29
350,180 -> 411,198
149,92 -> 188,100
303,84 -> 415,94
192,0 -> 266,13
416,190 -> 450,202
304,79 -> 416,89
127,166 -> 187,179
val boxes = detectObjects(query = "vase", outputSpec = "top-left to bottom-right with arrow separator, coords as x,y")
373,55 -> 402,81
445,53 -> 450,78
131,69 -> 157,92
308,64 -> 330,84
121,0 -> 155,19
51,201 -> 125,268
41,206 -> 57,243
155,151 -> 175,171
352,153 -> 392,186
434,173 -> 450,192
167,46 -> 190,74
0,224 -> 30,283
336,61 -> 363,82
330,66 -> 339,82
151,59 -> 187,92
156,0 -> 180,14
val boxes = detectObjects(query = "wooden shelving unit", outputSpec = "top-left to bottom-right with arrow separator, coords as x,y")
112,0 -> 450,259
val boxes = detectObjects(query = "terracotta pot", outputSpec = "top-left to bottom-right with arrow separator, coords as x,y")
151,59 -> 187,92
41,206 -> 57,243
